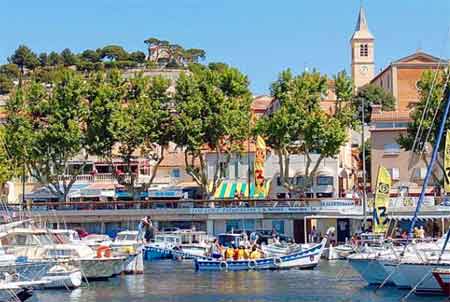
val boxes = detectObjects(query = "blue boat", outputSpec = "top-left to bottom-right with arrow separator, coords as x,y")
194,239 -> 326,271
143,234 -> 182,260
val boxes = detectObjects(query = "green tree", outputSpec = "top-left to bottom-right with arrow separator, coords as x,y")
398,68 -> 449,182
38,53 -> 49,67
61,48 -> 78,66
184,48 -> 206,63
109,73 -> 173,195
48,51 -> 63,66
0,126 -> 19,194
80,49 -> 101,63
256,69 -> 351,194
129,51 -> 146,64
353,83 -> 396,123
0,75 -> 14,95
174,64 -> 252,196
4,70 -> 89,201
100,45 -> 129,61
8,45 -> 40,75
0,64 -> 20,80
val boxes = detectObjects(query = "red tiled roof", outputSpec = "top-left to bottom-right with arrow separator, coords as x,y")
371,110 -> 411,122
251,95 -> 274,112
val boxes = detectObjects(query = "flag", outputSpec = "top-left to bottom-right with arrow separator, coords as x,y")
254,136 -> 266,195
445,130 -> 450,193
373,166 -> 391,233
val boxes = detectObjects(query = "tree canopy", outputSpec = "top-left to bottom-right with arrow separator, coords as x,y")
173,63 -> 252,196
255,69 -> 354,194
353,83 -> 396,123
4,69 -> 89,201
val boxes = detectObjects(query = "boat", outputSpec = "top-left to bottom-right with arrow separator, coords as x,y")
1,227 -> 126,280
143,234 -> 182,260
432,267 -> 450,295
194,237 -> 327,271
40,264 -> 82,289
111,230 -> 144,274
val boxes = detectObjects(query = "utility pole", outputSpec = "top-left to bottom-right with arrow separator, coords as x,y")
247,118 -> 251,200
361,98 -> 367,227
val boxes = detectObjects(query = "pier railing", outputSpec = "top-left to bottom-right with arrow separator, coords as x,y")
4,198 -> 360,212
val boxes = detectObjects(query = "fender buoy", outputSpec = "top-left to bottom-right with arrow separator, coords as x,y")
274,257 -> 283,267
248,260 -> 257,270
309,255 -> 314,262
219,261 -> 228,271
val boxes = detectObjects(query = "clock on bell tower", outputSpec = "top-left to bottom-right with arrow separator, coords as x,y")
351,6 -> 375,90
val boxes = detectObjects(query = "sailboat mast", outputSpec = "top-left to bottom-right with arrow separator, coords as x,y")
408,89 -> 450,237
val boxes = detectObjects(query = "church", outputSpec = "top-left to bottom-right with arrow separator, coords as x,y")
350,7 -> 448,195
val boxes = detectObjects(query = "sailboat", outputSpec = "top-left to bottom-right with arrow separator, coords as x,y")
347,165 -> 392,284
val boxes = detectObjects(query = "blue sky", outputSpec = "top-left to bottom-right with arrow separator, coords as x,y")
1,1 -> 449,94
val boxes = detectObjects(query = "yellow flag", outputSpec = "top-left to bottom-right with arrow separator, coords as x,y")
445,130 -> 450,193
373,166 -> 391,233
254,136 -> 266,195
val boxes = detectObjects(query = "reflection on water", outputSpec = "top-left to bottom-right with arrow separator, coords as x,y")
34,261 -> 441,302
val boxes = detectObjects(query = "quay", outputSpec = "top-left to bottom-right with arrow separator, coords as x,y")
7,198 -> 450,243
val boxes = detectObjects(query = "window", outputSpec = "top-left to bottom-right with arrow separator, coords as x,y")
413,168 -> 427,180
387,168 -> 400,180
171,168 -> 181,178
272,220 -> 285,235
360,44 -> 368,57
317,176 -> 333,186
296,176 -> 305,186
383,143 -> 401,155
226,220 -> 255,232
277,176 -> 282,186
219,162 -> 229,178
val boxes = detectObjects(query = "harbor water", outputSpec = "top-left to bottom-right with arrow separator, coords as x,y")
35,260 -> 442,302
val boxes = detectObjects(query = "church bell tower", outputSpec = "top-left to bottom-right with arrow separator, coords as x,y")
351,6 -> 375,90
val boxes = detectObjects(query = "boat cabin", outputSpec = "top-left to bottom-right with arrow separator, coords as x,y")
49,229 -> 81,244
115,231 -> 139,243
151,234 -> 182,248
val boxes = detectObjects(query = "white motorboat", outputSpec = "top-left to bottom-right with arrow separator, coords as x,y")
41,264 -> 82,289
1,228 -> 126,280
112,230 -> 144,274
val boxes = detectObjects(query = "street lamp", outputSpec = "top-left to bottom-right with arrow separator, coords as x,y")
361,98 -> 367,227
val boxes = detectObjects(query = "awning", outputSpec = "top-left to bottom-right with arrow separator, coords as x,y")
25,183 -> 90,200
148,187 -> 183,198
388,215 -> 450,221
213,180 -> 271,199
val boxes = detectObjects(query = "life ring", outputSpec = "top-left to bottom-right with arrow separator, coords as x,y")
219,261 -> 228,271
97,246 -> 112,258
248,260 -> 257,270
274,257 -> 283,267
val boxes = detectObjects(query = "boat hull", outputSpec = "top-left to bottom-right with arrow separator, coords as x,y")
143,246 -> 173,260
380,261 -> 410,289
195,241 -> 324,271
396,262 -> 449,294
347,258 -> 390,285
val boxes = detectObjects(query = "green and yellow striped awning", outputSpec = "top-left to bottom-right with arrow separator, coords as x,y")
212,180 -> 271,199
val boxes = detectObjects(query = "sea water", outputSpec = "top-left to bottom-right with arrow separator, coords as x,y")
35,260 -> 443,302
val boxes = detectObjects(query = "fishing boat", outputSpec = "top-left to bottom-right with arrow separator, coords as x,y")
194,237 -> 327,271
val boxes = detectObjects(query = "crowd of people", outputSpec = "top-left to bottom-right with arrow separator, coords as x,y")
210,239 -> 264,261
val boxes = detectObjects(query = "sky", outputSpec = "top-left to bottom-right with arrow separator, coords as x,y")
1,1 -> 449,94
